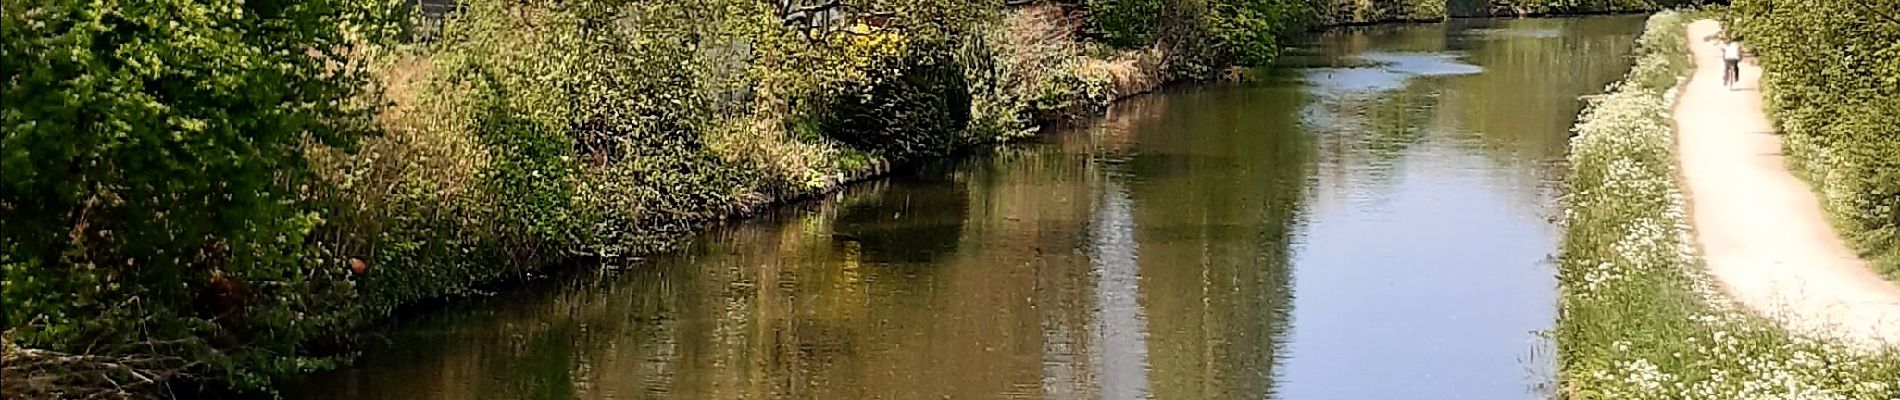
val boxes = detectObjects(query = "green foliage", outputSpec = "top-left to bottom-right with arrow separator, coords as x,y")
1209,0 -> 1311,65
1484,0 -> 1696,16
1085,0 -> 1307,68
1316,0 -> 1445,24
1730,0 -> 1900,278
957,25 -> 1038,141
819,42 -> 976,160
1089,0 -> 1166,47
327,0 -> 784,316
326,0 -> 1021,326
1,0 -> 391,390
957,7 -> 1117,138
1028,64 -> 1117,123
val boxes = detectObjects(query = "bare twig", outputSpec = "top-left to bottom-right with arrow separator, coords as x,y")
1853,3 -> 1900,26
3,338 -> 199,400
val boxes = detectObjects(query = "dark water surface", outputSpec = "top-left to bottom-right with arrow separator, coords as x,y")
292,16 -> 1644,400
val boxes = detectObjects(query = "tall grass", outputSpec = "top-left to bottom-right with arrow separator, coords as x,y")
1556,10 -> 1900,399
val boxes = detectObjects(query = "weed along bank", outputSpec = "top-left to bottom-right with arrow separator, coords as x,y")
10,0 -> 1897,398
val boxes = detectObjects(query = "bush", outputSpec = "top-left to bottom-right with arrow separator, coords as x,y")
1209,0 -> 1310,65
1086,0 -> 1307,69
1,0 -> 392,393
1089,0 -> 1166,47
819,41 -> 977,160
1315,0 -> 1444,24
1028,63 -> 1117,123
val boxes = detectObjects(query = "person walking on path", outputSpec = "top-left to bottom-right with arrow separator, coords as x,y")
1677,20 -> 1900,349
1721,37 -> 1743,88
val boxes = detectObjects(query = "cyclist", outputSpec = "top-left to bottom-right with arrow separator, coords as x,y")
1722,38 -> 1743,88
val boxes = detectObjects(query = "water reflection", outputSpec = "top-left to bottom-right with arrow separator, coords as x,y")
290,16 -> 1644,400
831,176 -> 968,264
1274,16 -> 1640,400
1088,169 -> 1148,399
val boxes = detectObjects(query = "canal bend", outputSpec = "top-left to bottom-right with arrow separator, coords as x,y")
294,16 -> 1645,400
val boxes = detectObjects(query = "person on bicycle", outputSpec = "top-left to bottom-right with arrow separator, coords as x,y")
1722,38 -> 1743,88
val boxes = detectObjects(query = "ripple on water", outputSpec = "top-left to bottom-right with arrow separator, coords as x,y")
1463,28 -> 1565,39
1356,52 -> 1486,76
1301,52 -> 1484,93
1302,67 -> 1414,93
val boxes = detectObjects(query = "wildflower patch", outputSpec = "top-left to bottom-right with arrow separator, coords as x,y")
1556,10 -> 1900,400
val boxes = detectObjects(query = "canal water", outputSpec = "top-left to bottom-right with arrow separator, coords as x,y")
292,16 -> 1644,400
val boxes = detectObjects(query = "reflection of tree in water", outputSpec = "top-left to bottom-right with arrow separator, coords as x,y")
1441,16 -> 1643,177
1359,86 -> 1440,160
1298,22 -> 1453,62
1079,85 -> 1308,400
828,173 -> 970,265
1309,82 -> 1444,191
1294,20 -> 1464,193
282,258 -> 699,399
1297,16 -> 1646,219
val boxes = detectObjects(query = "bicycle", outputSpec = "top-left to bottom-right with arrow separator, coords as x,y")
1723,58 -> 1741,87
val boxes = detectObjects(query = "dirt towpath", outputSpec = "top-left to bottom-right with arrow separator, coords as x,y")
1674,19 -> 1900,349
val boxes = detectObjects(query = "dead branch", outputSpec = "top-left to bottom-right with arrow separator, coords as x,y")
3,339 -> 198,400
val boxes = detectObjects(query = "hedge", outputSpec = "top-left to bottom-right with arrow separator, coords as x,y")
1729,0 -> 1900,278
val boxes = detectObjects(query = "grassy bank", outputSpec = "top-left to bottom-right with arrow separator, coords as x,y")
1556,10 -> 1900,399
1727,0 -> 1900,279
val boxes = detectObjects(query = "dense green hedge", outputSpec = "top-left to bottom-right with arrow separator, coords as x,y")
1084,0 -> 1310,68
1729,0 -> 1900,278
